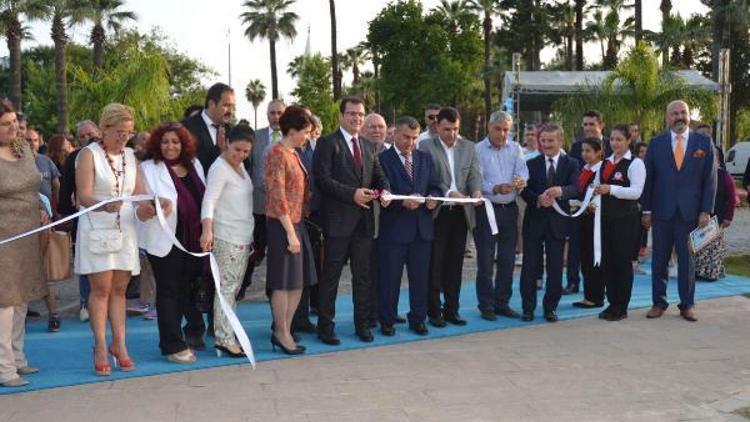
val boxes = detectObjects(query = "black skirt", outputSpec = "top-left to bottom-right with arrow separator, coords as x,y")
265,217 -> 318,291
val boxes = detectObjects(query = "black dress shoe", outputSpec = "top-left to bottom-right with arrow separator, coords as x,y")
544,310 -> 558,322
356,327 -> 374,343
605,311 -> 628,321
292,318 -> 317,334
185,336 -> 206,351
409,322 -> 428,336
428,316 -> 447,328
480,310 -> 497,321
521,311 -> 534,321
562,284 -> 579,295
380,324 -> 395,336
573,301 -> 604,309
395,315 -> 407,324
495,307 -> 520,318
598,307 -> 614,319
444,314 -> 467,326
317,329 -> 341,346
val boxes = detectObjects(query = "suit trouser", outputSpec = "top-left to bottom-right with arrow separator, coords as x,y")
148,247 -> 206,355
0,303 -> 28,383
651,216 -> 697,309
474,203 -> 518,312
580,214 -> 604,304
603,213 -> 640,313
317,221 -> 372,332
566,218 -> 582,286
520,223 -> 564,313
377,238 -> 431,326
428,206 -> 468,319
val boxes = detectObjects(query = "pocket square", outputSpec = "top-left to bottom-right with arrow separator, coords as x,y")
693,149 -> 706,159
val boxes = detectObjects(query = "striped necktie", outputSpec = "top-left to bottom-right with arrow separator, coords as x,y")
402,153 -> 413,180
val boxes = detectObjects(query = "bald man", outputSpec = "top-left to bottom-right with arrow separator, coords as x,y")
364,113 -> 389,153
641,100 -> 717,322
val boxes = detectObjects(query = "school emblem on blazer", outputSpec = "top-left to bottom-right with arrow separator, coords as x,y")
693,149 -> 706,159
613,171 -> 624,182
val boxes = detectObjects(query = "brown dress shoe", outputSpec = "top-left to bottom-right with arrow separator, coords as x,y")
680,308 -> 697,322
646,306 -> 666,319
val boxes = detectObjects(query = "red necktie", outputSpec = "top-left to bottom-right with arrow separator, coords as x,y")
601,161 -> 616,182
351,137 -> 363,170
579,168 -> 594,194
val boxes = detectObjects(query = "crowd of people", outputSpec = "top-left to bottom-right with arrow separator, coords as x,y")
0,80 -> 739,388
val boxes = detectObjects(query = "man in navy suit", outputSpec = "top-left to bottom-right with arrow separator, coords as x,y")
376,116 -> 443,336
520,124 -> 580,322
641,100 -> 717,322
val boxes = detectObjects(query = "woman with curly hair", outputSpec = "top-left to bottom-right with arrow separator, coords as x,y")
138,122 -> 206,364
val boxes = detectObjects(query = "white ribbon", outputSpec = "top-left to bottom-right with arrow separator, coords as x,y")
550,168 -> 603,266
0,194 -> 256,367
380,193 -> 498,235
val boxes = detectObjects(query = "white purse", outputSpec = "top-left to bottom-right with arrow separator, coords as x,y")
87,213 -> 123,254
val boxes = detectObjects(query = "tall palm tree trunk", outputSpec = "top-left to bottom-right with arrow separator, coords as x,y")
329,0 -> 341,99
711,0 -> 730,80
91,24 -> 106,70
634,0 -> 643,44
574,0 -> 584,70
253,106 -> 258,129
660,0 -> 672,65
565,31 -> 573,70
6,16 -> 23,112
52,13 -> 69,134
270,39 -> 279,99
482,10 -> 492,126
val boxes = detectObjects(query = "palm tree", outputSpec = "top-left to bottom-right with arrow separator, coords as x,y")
341,44 -> 369,86
240,0 -> 298,100
245,79 -> 266,129
634,0 -> 642,43
574,0 -> 586,69
78,0 -> 136,70
287,54 -> 305,78
0,0 -> 46,111
329,0 -> 341,99
659,0 -> 672,64
468,0 -> 499,130
585,9 -> 607,62
435,0 -> 474,33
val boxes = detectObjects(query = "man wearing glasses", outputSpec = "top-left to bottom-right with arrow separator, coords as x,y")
417,104 -> 441,146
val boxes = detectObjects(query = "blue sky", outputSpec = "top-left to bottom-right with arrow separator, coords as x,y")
1,0 -> 708,126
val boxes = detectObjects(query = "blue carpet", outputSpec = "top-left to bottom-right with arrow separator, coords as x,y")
5,271 -> 750,395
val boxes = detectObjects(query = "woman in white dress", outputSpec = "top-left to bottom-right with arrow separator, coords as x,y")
75,103 -> 170,376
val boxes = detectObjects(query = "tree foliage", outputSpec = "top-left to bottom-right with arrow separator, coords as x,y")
553,43 -> 718,141
290,53 -> 338,133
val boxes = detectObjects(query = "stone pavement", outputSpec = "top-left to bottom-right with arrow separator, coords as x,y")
3,295 -> 750,422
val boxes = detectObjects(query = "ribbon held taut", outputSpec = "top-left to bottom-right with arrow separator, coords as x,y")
379,193 -> 499,235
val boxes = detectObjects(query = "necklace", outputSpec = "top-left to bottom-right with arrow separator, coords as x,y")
100,141 -> 126,229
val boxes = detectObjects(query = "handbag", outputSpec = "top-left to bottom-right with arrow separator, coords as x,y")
43,230 -> 72,281
87,213 -> 123,254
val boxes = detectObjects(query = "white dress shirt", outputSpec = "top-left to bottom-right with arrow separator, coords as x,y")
439,138 -> 458,193
671,128 -> 690,156
605,150 -> 646,200
201,110 -> 218,146
545,152 -> 561,174
340,126 -> 363,157
201,157 -> 254,245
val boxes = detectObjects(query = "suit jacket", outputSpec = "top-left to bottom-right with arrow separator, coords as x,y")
313,128 -> 390,238
641,131 -> 717,222
418,136 -> 482,230
521,153 -> 581,240
58,148 -> 82,216
248,126 -> 273,215
183,112 -> 232,175
570,137 -> 611,162
378,148 -> 443,243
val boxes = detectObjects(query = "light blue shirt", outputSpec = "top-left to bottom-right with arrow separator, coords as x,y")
476,138 -> 529,204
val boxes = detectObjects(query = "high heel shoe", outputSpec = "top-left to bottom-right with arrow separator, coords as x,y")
92,347 -> 111,377
108,347 -> 136,372
271,334 -> 305,355
214,344 -> 246,358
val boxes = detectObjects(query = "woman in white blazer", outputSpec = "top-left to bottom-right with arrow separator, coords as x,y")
138,122 -> 207,364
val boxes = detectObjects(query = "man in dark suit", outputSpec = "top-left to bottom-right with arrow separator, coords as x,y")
565,110 -> 608,295
313,96 -> 391,344
183,82 -> 236,172
641,100 -> 717,322
520,124 -> 580,322
377,116 -> 442,336
419,107 -> 483,328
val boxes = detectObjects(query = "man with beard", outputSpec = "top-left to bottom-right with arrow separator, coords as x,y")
184,83 -> 236,172
641,100 -> 717,322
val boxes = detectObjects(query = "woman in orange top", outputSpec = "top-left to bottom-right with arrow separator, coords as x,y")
264,106 -> 317,355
